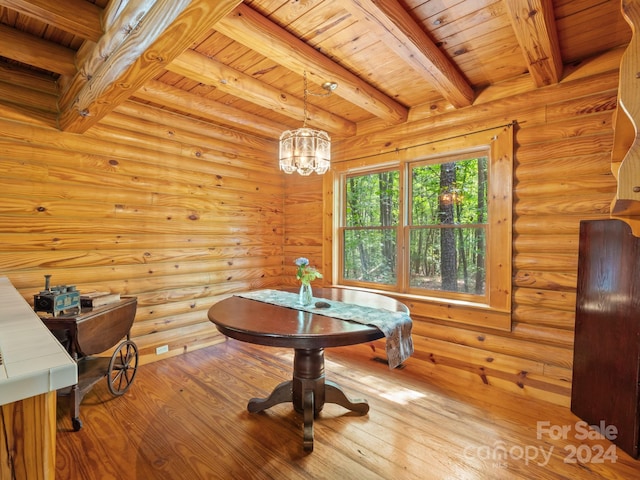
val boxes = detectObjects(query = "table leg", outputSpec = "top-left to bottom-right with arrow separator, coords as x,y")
247,348 -> 370,452
69,347 -> 82,431
325,379 -> 369,414
303,389 -> 314,452
292,348 -> 369,451
71,384 -> 82,431
247,380 -> 292,413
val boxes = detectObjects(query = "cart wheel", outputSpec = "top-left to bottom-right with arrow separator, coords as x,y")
107,340 -> 138,396
72,417 -> 83,432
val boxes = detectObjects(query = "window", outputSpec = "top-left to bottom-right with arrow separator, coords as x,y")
408,154 -> 488,300
326,125 -> 513,330
344,170 -> 399,285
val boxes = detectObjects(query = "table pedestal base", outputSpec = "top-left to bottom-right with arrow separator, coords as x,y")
247,348 -> 369,451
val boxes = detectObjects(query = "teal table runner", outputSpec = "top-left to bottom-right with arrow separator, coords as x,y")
236,289 -> 414,369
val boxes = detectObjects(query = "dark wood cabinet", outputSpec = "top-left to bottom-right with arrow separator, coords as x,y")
571,219 -> 640,458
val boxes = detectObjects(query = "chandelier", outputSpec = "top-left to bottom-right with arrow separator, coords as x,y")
279,72 -> 336,176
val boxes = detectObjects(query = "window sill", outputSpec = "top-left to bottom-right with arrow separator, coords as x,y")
331,284 -> 512,332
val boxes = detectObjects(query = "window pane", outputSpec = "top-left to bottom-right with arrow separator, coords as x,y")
412,157 -> 488,226
409,227 -> 486,294
346,171 -> 399,227
343,228 -> 397,284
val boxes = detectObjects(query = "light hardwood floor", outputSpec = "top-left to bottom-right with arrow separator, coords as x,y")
56,340 -> 640,479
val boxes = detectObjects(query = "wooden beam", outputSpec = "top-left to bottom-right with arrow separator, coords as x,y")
0,24 -> 76,76
215,3 -> 408,125
134,79 -> 289,139
62,0 -> 158,112
168,50 -> 356,136
57,0 -> 244,134
0,0 -> 102,42
342,0 -> 474,108
504,0 -> 563,87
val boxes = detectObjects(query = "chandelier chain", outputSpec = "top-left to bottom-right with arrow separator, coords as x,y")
302,71 -> 309,128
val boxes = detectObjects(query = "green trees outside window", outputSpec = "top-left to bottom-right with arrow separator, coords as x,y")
409,157 -> 488,295
343,156 -> 488,296
331,124 -> 512,329
344,171 -> 399,284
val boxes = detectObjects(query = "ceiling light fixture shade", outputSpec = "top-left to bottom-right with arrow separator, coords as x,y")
279,72 -> 334,175
279,127 -> 330,175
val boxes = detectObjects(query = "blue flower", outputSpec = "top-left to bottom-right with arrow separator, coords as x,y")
295,257 -> 309,267
294,257 -> 322,285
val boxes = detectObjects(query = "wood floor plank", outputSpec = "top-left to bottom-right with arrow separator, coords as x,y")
56,340 -> 640,479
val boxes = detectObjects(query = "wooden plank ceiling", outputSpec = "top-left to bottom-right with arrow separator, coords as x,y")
0,0 -> 631,140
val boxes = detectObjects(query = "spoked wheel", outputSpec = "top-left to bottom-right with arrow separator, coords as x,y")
72,417 -> 83,432
107,340 -> 138,396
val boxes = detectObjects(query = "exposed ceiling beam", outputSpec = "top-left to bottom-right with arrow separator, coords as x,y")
59,1 -> 158,97
0,24 -> 76,76
504,0 -> 562,87
135,79 -> 288,139
168,49 -> 357,137
57,0 -> 244,134
342,0 -> 474,108
0,0 -> 102,42
215,3 -> 408,125
62,0 -> 159,112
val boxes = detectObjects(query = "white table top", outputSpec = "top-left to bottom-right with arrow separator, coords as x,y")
0,276 -> 77,406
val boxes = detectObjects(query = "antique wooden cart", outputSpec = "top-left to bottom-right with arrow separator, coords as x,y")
39,297 -> 138,431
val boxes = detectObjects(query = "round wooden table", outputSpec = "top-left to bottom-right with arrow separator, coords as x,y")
207,287 -> 409,451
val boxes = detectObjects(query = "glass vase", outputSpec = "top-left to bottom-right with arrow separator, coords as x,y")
299,282 -> 313,306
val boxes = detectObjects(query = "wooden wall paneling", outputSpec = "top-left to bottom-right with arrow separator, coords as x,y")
512,287 -> 577,315
0,100 -> 57,128
0,77 -> 58,112
509,321 -> 574,348
512,252 -> 577,272
514,193 -> 612,216
0,40 -> 624,408
0,92 -> 284,361
515,150 -> 613,181
283,173 -> 324,287
514,233 -> 578,253
0,391 -> 57,480
317,58 -> 619,405
334,67 -> 620,161
513,214 -> 610,235
516,135 -> 615,169
512,270 -> 576,291
113,101 -> 281,152
90,113 -> 278,167
413,321 -> 574,370
511,305 -> 576,330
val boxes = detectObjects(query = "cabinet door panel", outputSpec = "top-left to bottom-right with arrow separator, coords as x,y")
571,219 -> 640,458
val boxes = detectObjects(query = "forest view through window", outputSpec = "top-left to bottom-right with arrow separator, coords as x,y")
341,152 -> 489,300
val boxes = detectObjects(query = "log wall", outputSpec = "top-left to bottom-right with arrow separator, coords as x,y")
0,49 -> 621,407
0,102 -> 284,364
284,53 -> 621,407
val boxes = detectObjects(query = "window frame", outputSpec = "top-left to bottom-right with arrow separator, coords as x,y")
405,149 -> 490,302
324,125 -> 513,331
339,164 -> 403,293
